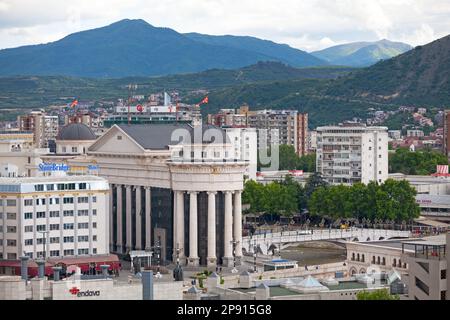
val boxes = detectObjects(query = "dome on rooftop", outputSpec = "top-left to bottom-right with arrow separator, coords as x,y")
58,123 -> 97,141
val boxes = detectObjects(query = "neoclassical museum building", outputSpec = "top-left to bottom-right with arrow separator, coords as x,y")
45,123 -> 247,267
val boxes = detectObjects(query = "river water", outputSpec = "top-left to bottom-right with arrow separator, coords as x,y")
280,243 -> 347,267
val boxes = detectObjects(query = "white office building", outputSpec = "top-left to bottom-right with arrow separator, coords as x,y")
0,176 -> 109,261
316,125 -> 389,185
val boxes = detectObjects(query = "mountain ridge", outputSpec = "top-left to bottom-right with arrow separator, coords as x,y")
0,19 -> 327,78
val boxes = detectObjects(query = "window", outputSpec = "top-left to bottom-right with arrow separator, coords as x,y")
415,277 -> 429,296
34,184 -> 44,192
36,212 -> 46,219
441,270 -> 447,280
46,184 -> 55,191
50,237 -> 60,244
7,212 -> 16,220
92,196 -> 97,203
92,209 -> 97,216
63,249 -> 74,256
7,226 -> 17,233
24,199 -> 33,206
63,223 -> 74,230
7,240 -> 17,247
63,237 -> 74,243
93,235 -> 97,242
50,250 -> 60,257
25,239 -> 33,246
72,147 -> 78,153
78,223 -> 89,229
117,135 -> 122,140
36,238 -> 45,245
25,226 -> 33,233
50,211 -> 60,218
78,210 -> 89,217
93,248 -> 97,254
37,225 -> 46,232
50,224 -> 60,231
78,197 -> 89,204
63,197 -> 74,204
7,253 -> 17,260
78,249 -> 89,255
24,212 -> 33,220
25,252 -> 32,259
92,222 -> 97,229
78,236 -> 89,242
79,183 -> 87,190
54,198 -> 60,205
63,210 -> 74,217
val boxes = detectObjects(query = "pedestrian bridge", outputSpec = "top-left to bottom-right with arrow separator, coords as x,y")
242,228 -> 412,255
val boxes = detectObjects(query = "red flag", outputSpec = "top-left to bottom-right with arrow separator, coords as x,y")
70,99 -> 79,108
201,96 -> 209,105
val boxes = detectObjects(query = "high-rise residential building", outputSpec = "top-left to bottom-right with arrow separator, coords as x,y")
208,107 -> 309,157
18,111 -> 59,148
0,175 -> 109,260
444,110 -> 450,158
247,110 -> 309,157
316,125 -> 389,185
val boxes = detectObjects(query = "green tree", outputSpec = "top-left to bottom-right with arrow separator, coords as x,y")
297,153 -> 316,172
357,289 -> 400,300
278,145 -> 300,171
389,148 -> 448,175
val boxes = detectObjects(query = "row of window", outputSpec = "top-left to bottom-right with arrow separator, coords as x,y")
33,183 -> 88,192
24,235 -> 98,246
25,248 -> 98,259
24,196 -> 96,206
28,222 -> 98,232
24,209 -> 97,220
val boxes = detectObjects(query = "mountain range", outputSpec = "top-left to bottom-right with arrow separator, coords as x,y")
0,19 -> 411,78
311,40 -> 412,67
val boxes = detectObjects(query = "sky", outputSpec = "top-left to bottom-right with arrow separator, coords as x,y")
0,0 -> 449,52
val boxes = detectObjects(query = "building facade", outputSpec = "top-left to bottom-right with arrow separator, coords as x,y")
0,176 -> 109,261
316,125 -> 389,185
57,124 -> 247,268
18,111 -> 58,149
403,234 -> 449,300
225,128 -> 258,180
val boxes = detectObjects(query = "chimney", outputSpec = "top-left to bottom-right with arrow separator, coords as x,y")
20,256 -> 29,281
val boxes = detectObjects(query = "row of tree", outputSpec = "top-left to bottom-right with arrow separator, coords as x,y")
308,179 -> 420,222
242,174 -> 420,222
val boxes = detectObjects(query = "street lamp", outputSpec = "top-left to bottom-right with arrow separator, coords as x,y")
38,230 -> 49,260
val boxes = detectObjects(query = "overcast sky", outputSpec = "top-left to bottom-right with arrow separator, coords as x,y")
0,0 -> 449,52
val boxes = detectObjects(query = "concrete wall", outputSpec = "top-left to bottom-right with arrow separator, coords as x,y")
0,276 -> 26,300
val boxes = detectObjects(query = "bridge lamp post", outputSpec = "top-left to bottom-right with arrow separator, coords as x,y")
253,245 -> 258,273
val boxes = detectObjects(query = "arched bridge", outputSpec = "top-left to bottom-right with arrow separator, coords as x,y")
242,228 -> 411,255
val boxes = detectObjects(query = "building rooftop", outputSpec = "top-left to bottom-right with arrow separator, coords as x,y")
0,175 -> 107,184
58,123 -> 97,141
117,124 -> 230,150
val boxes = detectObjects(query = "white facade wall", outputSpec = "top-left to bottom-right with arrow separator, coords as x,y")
0,176 -> 109,260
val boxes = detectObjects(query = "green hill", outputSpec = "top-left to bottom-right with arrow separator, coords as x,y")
312,39 -> 412,67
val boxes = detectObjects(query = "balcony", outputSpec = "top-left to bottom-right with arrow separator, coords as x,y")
403,243 -> 446,261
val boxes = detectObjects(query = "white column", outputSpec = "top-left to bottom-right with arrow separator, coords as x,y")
135,186 -> 142,250
223,191 -> 233,267
207,192 -> 217,267
109,185 -> 114,252
125,186 -> 132,252
188,192 -> 199,266
234,191 -> 243,260
116,185 -> 123,253
176,191 -> 185,262
145,187 -> 152,250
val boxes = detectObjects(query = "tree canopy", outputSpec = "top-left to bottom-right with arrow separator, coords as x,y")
259,144 -> 316,172
389,148 -> 448,175
357,289 -> 400,300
